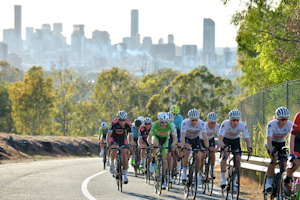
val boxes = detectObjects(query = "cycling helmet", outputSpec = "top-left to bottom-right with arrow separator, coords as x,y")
170,105 -> 180,114
168,112 -> 174,123
228,109 -> 241,119
101,122 -> 108,129
275,107 -> 290,119
143,117 -> 152,124
134,119 -> 142,127
188,109 -> 200,119
158,112 -> 169,121
116,110 -> 127,119
207,112 -> 218,122
138,116 -> 144,122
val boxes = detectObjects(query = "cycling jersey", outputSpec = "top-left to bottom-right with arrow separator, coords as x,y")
150,121 -> 175,157
266,119 -> 293,143
138,125 -> 151,144
181,118 -> 206,139
131,126 -> 139,140
200,122 -> 220,140
219,120 -> 249,140
291,112 -> 300,137
173,114 -> 183,129
108,119 -> 132,146
99,125 -> 110,136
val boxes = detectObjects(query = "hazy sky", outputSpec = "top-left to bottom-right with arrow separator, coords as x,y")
0,0 -> 243,48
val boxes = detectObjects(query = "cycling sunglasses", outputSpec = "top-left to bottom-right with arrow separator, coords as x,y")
231,119 -> 239,122
209,122 -> 216,125
278,118 -> 288,122
145,123 -> 151,125
190,119 -> 198,122
119,119 -> 126,122
160,121 -> 168,124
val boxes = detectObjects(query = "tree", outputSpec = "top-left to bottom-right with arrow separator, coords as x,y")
222,0 -> 300,93
0,83 -> 13,133
8,66 -> 55,135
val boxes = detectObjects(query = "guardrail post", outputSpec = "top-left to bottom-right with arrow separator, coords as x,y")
286,80 -> 289,109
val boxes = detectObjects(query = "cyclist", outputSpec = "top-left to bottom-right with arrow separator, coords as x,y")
138,117 -> 152,169
107,111 -> 132,184
128,119 -> 142,166
98,122 -> 110,155
170,105 -> 183,167
179,108 -> 209,188
200,112 -> 220,178
148,112 -> 177,189
218,109 -> 252,192
167,112 -> 178,183
261,107 -> 292,193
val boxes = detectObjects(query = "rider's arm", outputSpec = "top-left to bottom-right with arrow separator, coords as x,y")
107,130 -> 112,146
138,129 -> 143,146
266,122 -> 273,153
289,134 -> 295,155
242,123 -> 252,150
147,131 -> 153,146
202,132 -> 209,148
217,135 -> 225,149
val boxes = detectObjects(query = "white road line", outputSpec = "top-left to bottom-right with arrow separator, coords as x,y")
81,170 -> 108,200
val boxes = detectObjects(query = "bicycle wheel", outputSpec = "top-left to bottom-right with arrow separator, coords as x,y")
157,158 -> 163,195
226,168 -> 232,200
176,159 -> 182,185
103,146 -> 107,170
116,158 -> 120,191
172,156 -> 177,184
134,151 -> 138,177
276,173 -> 284,200
262,172 -> 269,200
166,160 -> 170,191
207,159 -> 214,196
144,156 -> 149,183
191,161 -> 198,200
201,161 -> 207,194
231,166 -> 240,200
184,163 -> 190,199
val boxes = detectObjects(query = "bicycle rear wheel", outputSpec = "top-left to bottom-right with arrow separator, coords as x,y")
207,159 -> 214,196
103,146 -> 107,170
191,162 -> 198,200
231,166 -> 240,200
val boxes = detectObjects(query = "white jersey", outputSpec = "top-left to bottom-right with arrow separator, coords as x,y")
169,123 -> 177,137
181,118 -> 207,139
200,122 -> 220,140
267,119 -> 293,143
219,120 -> 249,140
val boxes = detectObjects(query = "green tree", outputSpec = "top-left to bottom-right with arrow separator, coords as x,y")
0,83 -> 13,132
8,66 -> 55,135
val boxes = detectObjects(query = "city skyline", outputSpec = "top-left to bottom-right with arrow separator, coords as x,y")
0,0 -> 242,48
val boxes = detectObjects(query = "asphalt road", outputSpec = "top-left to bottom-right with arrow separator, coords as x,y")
0,157 -> 245,200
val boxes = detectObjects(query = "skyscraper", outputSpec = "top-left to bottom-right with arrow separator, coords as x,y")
53,23 -> 62,34
14,5 -> 22,52
142,37 -> 152,54
26,27 -> 34,42
168,34 -> 174,44
71,25 -> 85,60
203,18 -> 215,54
131,10 -> 139,37
203,18 -> 216,66
0,43 -> 8,61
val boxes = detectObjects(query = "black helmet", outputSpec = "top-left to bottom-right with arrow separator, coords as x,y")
134,119 -> 142,127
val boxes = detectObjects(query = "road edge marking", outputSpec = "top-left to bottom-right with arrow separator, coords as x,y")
81,170 -> 108,200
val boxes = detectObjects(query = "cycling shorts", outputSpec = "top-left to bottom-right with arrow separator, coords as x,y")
110,134 -> 128,147
153,135 -> 169,157
223,137 -> 241,156
200,137 -> 215,148
185,137 -> 201,150
266,141 -> 287,162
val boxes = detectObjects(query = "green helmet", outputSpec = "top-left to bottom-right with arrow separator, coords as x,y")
170,105 -> 180,114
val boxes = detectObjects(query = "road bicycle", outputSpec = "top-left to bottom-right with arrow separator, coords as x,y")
141,147 -> 151,184
110,145 -> 130,192
221,147 -> 250,200
201,148 -> 214,196
182,146 -> 201,200
100,142 -> 109,169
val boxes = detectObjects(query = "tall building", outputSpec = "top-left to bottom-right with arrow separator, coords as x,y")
203,18 -> 216,66
53,23 -> 62,34
8,53 -> 22,69
203,18 -> 215,54
26,27 -> 34,42
0,42 -> 8,61
3,29 -> 16,52
14,5 -> 22,52
159,38 -> 164,45
168,34 -> 174,44
122,37 -> 131,49
92,30 -> 110,44
42,24 -> 51,31
71,25 -> 85,60
131,10 -> 139,37
182,45 -> 198,67
142,37 -> 152,54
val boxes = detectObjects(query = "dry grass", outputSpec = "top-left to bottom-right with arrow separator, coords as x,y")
214,164 -> 264,200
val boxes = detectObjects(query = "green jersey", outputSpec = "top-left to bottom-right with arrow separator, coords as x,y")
99,126 -> 110,136
150,121 -> 175,138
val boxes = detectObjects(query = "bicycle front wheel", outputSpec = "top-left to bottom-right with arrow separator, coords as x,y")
276,173 -> 284,200
191,162 -> 198,200
166,160 -> 170,191
207,159 -> 214,196
103,147 -> 107,170
231,166 -> 240,200
157,158 -> 163,195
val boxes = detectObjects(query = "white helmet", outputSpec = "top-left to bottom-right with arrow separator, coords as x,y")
157,112 -> 169,121
168,112 -> 174,122
138,116 -> 144,122
143,117 -> 152,124
275,107 -> 290,119
228,109 -> 241,119
116,110 -> 127,119
101,122 -> 108,129
188,109 -> 200,119
207,112 -> 218,122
